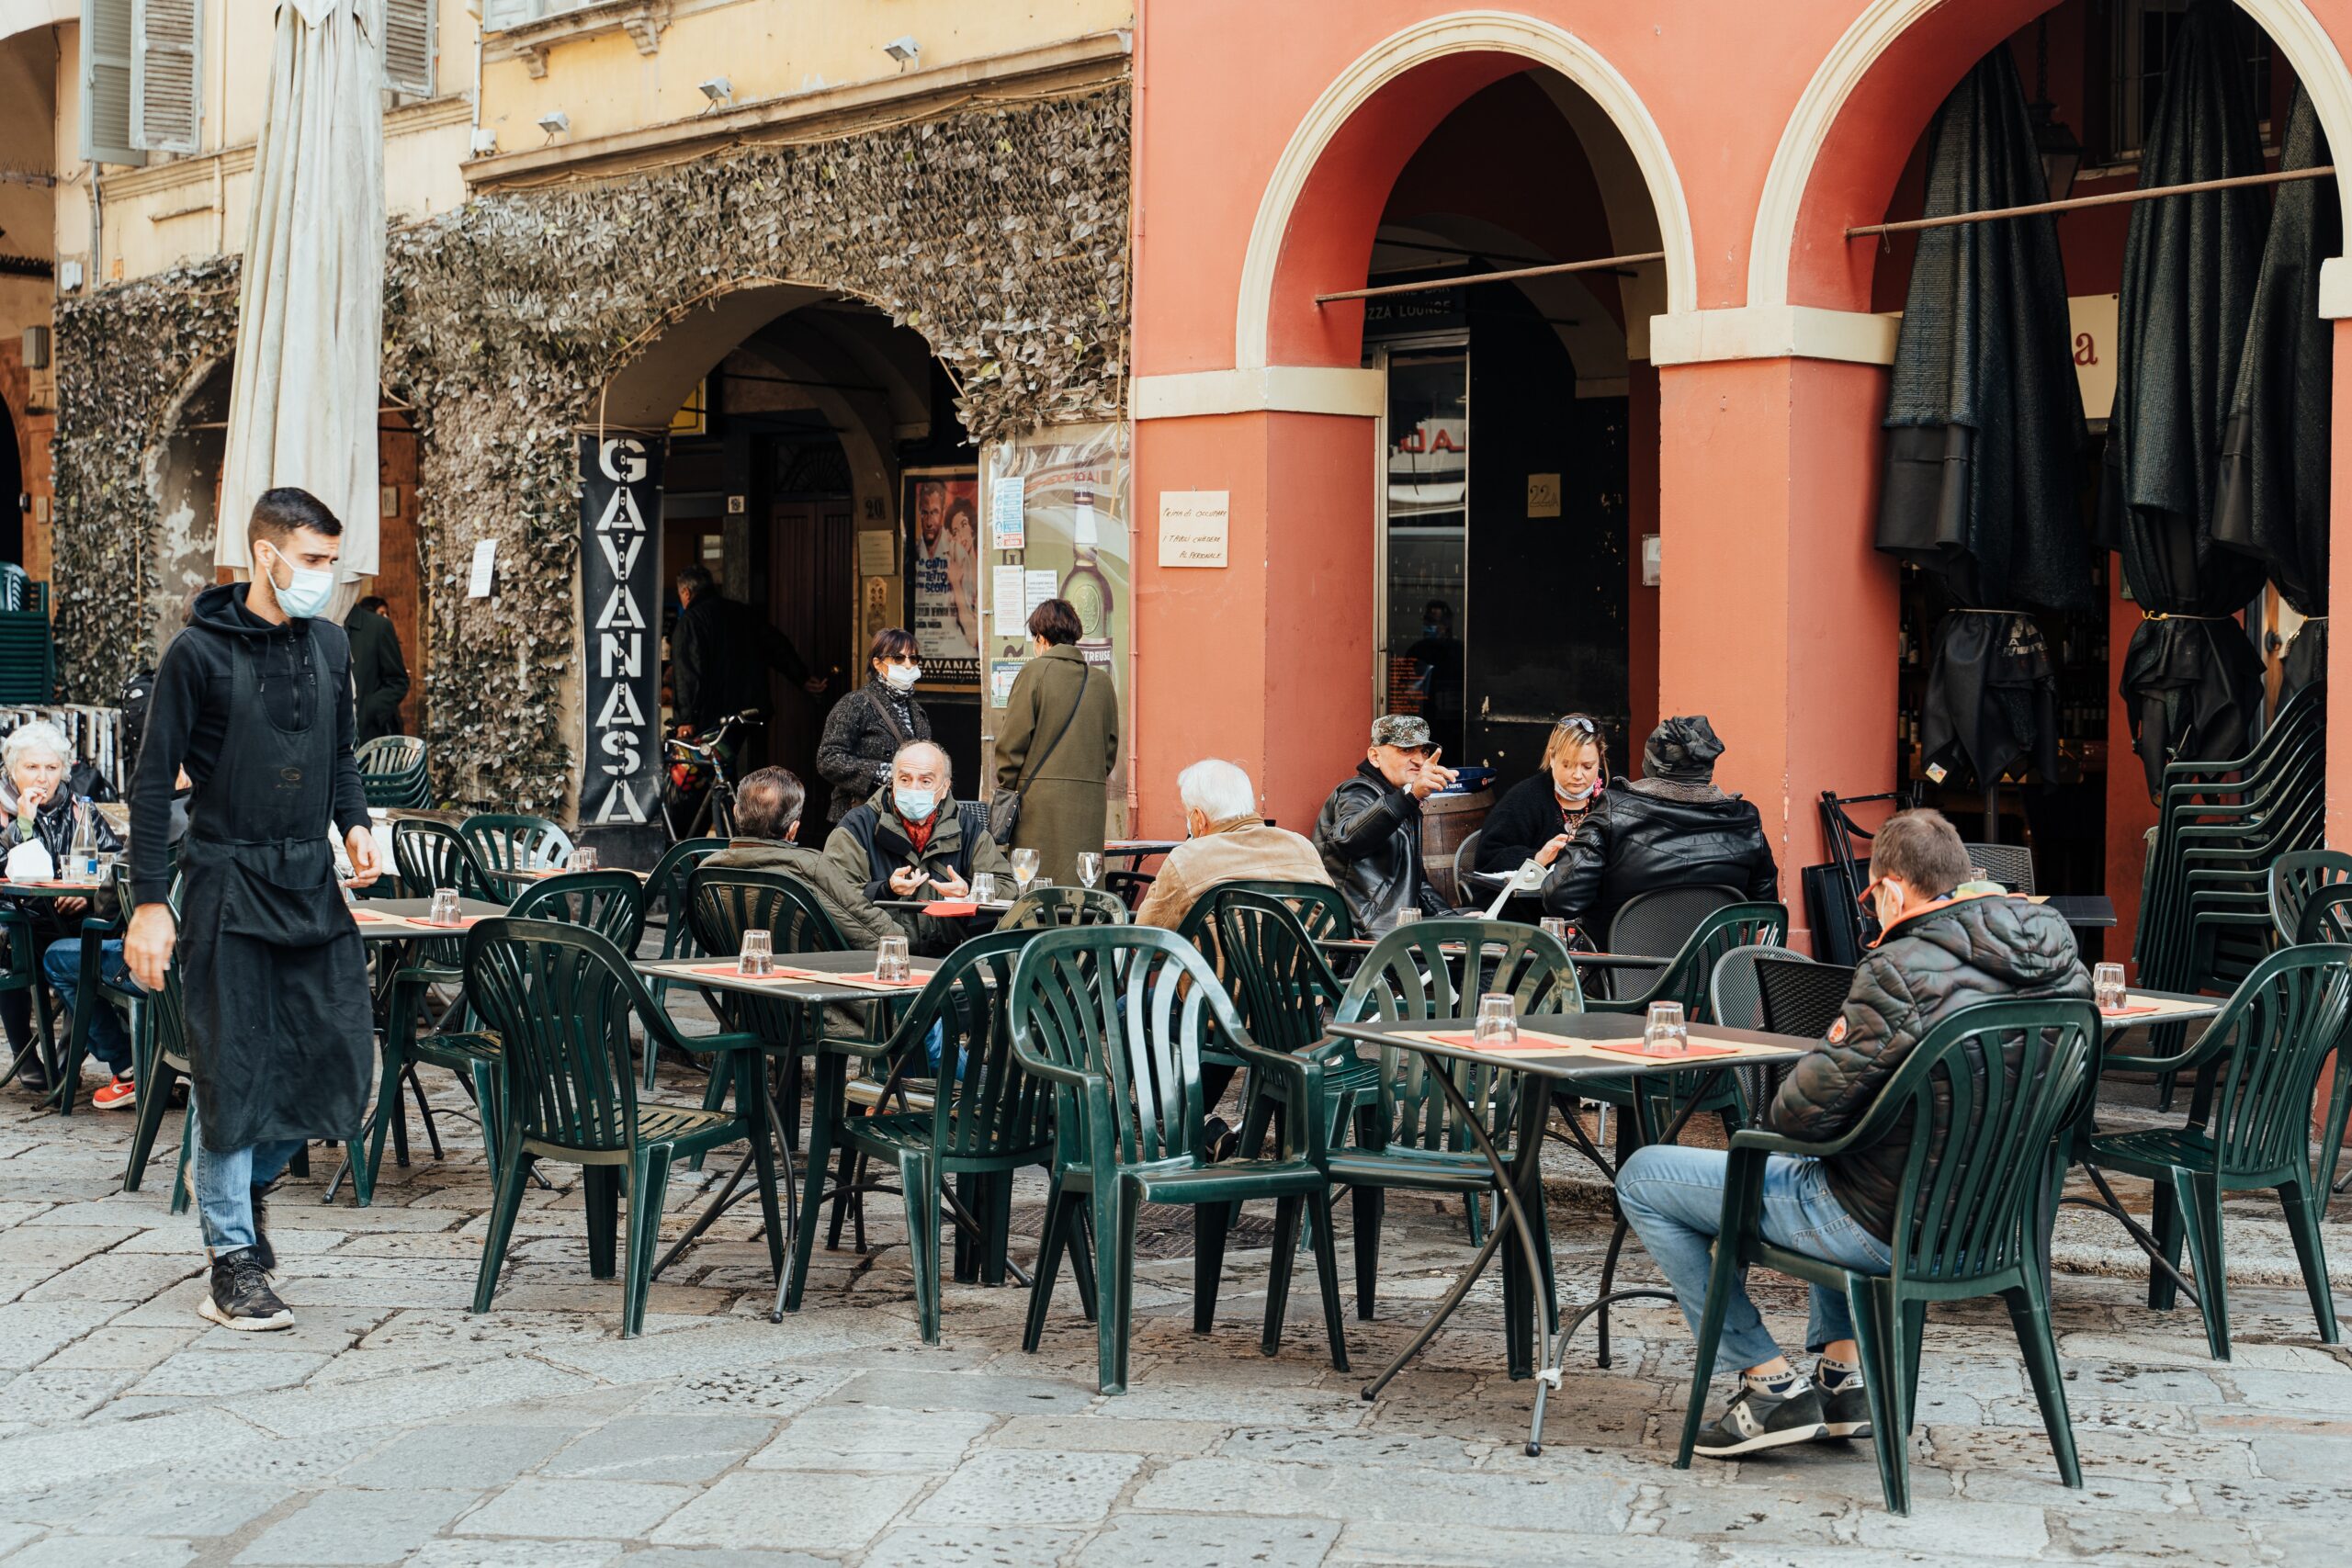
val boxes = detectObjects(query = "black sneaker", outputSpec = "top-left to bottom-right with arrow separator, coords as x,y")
1691,1382 -> 1829,1458
1201,1115 -> 1240,1162
250,1185 -> 276,1274
1820,1380 -> 1873,1439
198,1247 -> 293,1332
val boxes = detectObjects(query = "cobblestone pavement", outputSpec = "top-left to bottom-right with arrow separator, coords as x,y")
0,1066 -> 2346,1568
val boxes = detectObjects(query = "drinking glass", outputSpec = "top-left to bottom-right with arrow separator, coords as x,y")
875,934 -> 912,984
1644,1000 -> 1689,1055
1391,908 -> 1420,928
570,845 -> 599,873
738,930 -> 775,978
1540,916 -> 1571,947
1473,992 -> 1517,1045
1010,848 -> 1041,890
428,887 -> 461,927
1076,852 -> 1102,889
1968,864 -> 1994,887
2093,963 -> 2128,1010
970,872 -> 998,904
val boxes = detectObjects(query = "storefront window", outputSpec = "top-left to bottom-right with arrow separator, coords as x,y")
1382,347 -> 1467,757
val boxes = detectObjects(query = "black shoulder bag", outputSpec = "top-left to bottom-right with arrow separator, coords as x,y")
989,663 -> 1090,844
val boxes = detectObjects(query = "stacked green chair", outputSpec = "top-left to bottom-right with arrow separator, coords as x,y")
356,736 -> 432,809
1010,925 -> 1350,1394
1672,997 -> 2098,1514
995,886 -> 1127,930
1320,918 -> 1582,1332
812,931 -> 1054,1341
2268,849 -> 2352,945
458,813 -> 575,892
365,870 -> 649,1195
2291,887 -> 2352,1197
640,836 -> 727,1031
463,918 -> 783,1337
2087,944 -> 2352,1359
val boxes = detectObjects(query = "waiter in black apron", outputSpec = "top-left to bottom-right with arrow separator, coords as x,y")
125,487 -> 381,1331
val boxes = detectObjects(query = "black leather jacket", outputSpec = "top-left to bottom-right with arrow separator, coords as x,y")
1539,780 -> 1779,939
1313,763 -> 1451,931
1769,895 -> 2090,1241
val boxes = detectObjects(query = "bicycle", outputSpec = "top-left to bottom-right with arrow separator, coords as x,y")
662,709 -> 762,842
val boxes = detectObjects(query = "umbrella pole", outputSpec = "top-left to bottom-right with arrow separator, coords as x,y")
1983,782 -> 1999,845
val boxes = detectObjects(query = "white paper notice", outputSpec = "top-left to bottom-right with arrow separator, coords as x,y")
468,538 -> 497,598
989,474 -> 1026,549
990,660 -> 1023,707
991,565 -> 1029,635
856,531 -> 896,577
1024,570 -> 1057,619
1158,491 -> 1230,568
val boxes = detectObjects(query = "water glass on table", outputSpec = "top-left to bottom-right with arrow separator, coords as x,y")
738,930 -> 775,978
875,934 -> 912,985
1010,848 -> 1041,891
1473,992 -> 1517,1046
970,872 -> 997,905
1076,852 -> 1102,890
428,887 -> 461,927
570,845 -> 599,873
1391,908 -> 1420,929
2093,963 -> 2128,1011
1540,916 -> 1571,946
1643,1000 -> 1689,1055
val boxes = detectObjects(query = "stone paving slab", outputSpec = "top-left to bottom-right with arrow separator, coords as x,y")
0,1066 -> 2346,1566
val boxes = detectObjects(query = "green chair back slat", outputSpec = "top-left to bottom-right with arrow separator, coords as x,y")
996,886 -> 1129,931
390,819 -> 492,972
463,918 -> 641,1154
459,813 -> 575,879
2186,946 -> 2352,1179
2272,850 -> 2352,944
1212,892 -> 1347,1060
508,869 -> 649,954
683,866 -> 849,1049
647,837 -> 728,962
893,931 -> 1054,1161
1589,902 -> 1790,1020
2298,886 -> 2352,944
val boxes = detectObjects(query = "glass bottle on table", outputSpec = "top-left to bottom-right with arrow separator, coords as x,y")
70,797 -> 96,881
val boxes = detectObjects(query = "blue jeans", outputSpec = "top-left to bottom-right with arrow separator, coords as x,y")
1617,1144 -> 1893,1373
190,1111 -> 303,1255
42,937 -> 137,1075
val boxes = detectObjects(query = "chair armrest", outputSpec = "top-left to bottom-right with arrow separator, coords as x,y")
1727,1122 -> 1871,1162
1227,1033 -> 1328,1159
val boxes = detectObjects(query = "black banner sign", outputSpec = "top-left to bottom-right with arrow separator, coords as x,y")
579,434 -> 664,853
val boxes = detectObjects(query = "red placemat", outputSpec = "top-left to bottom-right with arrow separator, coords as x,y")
351,910 -> 390,923
924,900 -> 979,917
2101,1004 -> 2160,1018
1584,1037 -> 1746,1061
1423,1031 -> 1582,1056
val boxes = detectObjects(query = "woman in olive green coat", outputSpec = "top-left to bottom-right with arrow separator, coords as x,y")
994,599 -> 1119,885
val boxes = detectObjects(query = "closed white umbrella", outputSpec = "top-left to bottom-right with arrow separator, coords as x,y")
215,0 -> 383,604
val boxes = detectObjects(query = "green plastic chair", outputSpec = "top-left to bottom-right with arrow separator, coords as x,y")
2271,850 -> 2352,944
1009,925 -> 1350,1394
1191,879 -> 1355,942
820,931 -> 1055,1342
392,818 -> 493,902
995,886 -> 1129,930
509,869 -> 647,953
2089,944 -> 2352,1359
1673,997 -> 2101,1514
1583,901 -> 1791,1143
1323,918 -> 1582,1327
121,886 -> 197,1207
1172,879 -> 1357,1118
1211,891 -> 1384,1180
458,813 -> 575,889
356,736 -> 431,809
641,837 -> 727,1025
465,917 -> 783,1337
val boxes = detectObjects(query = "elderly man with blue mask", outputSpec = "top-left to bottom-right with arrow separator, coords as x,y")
823,739 -> 1014,957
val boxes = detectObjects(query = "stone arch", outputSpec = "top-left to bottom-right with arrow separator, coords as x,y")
1235,8 -> 1697,371
1750,0 -> 2352,312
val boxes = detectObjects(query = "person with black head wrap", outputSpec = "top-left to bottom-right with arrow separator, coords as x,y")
1540,716 -> 1779,941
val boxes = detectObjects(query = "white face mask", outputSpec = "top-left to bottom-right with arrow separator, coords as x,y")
260,541 -> 335,620
882,663 -> 921,693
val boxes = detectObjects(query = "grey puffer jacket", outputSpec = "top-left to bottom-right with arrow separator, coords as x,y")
1769,895 -> 2090,1242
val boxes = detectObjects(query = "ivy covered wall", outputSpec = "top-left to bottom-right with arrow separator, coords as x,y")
51,85 -> 1130,813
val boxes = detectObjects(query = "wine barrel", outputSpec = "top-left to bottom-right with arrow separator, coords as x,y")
1421,786 -> 1491,906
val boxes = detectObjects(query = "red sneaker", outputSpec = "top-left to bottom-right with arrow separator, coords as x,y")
91,1076 -> 136,1111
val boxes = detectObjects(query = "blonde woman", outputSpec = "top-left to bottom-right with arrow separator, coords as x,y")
1476,713 -> 1607,875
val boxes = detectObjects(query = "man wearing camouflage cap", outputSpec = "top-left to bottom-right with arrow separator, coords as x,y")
1312,714 -> 1458,931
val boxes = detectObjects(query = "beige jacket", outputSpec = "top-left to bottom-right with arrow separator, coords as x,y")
1134,815 -> 1332,931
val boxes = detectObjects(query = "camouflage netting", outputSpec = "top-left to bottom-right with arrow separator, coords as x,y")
51,84 -> 1131,813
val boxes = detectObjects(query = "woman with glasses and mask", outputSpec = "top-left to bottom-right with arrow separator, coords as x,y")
816,627 -> 934,827
1475,713 -> 1609,877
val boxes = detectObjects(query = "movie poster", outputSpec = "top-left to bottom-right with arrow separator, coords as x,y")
902,468 -> 980,689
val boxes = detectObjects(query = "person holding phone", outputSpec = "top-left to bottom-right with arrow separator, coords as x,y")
1313,714 -> 1458,931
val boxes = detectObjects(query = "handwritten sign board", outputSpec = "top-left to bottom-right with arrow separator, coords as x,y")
1158,490 -> 1229,569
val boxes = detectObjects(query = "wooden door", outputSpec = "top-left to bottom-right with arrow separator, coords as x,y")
767,501 -> 855,796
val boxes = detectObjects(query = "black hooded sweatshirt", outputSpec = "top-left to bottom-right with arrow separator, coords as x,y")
130,582 -> 368,907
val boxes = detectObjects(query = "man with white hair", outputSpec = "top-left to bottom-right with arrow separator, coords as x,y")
1134,759 -> 1329,931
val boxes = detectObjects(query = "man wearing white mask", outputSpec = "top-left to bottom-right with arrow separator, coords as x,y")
123,487 -> 383,1332
824,740 -> 1012,956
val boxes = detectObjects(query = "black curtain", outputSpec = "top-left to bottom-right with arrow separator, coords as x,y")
1876,47 -> 2091,791
2099,0 -> 2272,799
2215,83 -> 2338,695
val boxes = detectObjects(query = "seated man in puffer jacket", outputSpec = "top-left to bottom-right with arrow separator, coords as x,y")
1616,808 -> 2089,1460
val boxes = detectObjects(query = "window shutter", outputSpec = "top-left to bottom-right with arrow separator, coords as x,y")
382,0 -> 435,97
130,0 -> 201,155
481,0 -> 537,30
79,0 -> 146,167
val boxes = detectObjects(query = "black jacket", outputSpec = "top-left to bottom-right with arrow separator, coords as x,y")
1313,763 -> 1450,930
670,592 -> 811,733
342,604 -> 410,743
1540,781 -> 1779,941
0,790 -> 124,924
815,681 -> 931,825
131,583 -> 368,908
1770,895 -> 2091,1241
1475,772 -> 1598,874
